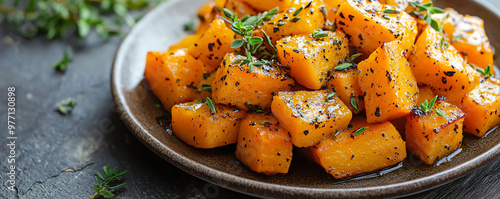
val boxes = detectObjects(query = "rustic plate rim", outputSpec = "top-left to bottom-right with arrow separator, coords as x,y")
110,0 -> 500,198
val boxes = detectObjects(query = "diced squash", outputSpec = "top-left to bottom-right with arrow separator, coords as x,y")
188,18 -> 236,72
240,0 -> 292,12
433,8 -> 494,72
212,53 -> 295,110
335,0 -> 417,58
171,101 -> 246,148
309,116 -> 407,179
144,49 -> 210,111
169,35 -> 200,51
276,30 -> 349,89
196,1 -> 216,34
215,0 -> 258,18
459,78 -> 500,137
417,86 -> 435,105
326,68 -> 365,114
405,100 -> 465,165
258,0 -> 325,44
236,113 -> 293,175
382,0 -> 431,12
324,0 -> 345,23
271,90 -> 353,147
409,26 -> 480,104
358,40 -> 419,123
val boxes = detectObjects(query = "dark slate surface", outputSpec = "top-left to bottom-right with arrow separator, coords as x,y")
1,1 -> 499,198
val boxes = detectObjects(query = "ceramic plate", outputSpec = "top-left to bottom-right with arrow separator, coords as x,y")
111,0 -> 500,197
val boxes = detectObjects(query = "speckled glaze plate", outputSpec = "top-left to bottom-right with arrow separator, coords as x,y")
111,0 -> 500,198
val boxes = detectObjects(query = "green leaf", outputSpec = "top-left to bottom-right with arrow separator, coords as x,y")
430,7 -> 445,14
249,37 -> 263,45
231,39 -> 245,49
223,8 -> 234,19
206,97 -> 217,114
354,127 -> 366,135
99,190 -> 115,198
431,19 -> 442,33
53,47 -> 72,72
261,29 -> 277,52
383,9 -> 397,14
346,53 -> 363,63
476,65 -> 492,77
321,6 -> 327,19
434,108 -> 446,118
326,92 -> 336,101
381,14 -> 390,20
293,7 -> 303,16
428,96 -> 438,110
184,20 -> 195,31
290,17 -> 301,23
260,121 -> 271,125
334,63 -> 352,71
253,61 -> 266,67
312,30 -> 329,38
201,84 -> 212,92
108,182 -> 126,190
96,171 -> 105,181
77,19 -> 90,38
350,98 -> 359,111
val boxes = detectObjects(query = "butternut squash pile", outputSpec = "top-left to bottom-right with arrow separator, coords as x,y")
144,0 -> 499,178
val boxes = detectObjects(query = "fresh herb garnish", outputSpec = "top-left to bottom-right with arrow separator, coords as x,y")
408,2 -> 445,33
326,89 -> 336,101
452,34 -> 463,43
345,53 -> 363,63
312,30 -> 329,38
350,98 -> 359,111
261,29 -> 277,52
56,97 -> 77,115
383,9 -> 398,14
260,121 -> 271,125
439,37 -> 450,51
53,47 -> 72,72
334,63 -> 352,71
205,97 -> 216,114
321,6 -> 327,19
201,84 -> 212,92
91,165 -> 128,199
354,127 -> 366,135
290,17 -> 301,22
381,14 -> 390,20
476,65 -> 492,78
184,20 -> 195,32
293,7 -> 303,16
245,102 -> 265,113
419,95 -> 446,118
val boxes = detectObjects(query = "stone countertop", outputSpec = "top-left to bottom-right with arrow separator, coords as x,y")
1,0 -> 499,198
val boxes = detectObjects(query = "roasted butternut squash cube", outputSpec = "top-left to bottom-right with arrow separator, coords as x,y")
171,100 -> 246,149
212,53 -> 295,110
188,18 -> 236,72
236,113 -> 293,175
433,8 -> 494,72
258,0 -> 325,44
271,90 -> 353,147
405,100 -> 465,165
240,0 -> 292,12
169,35 -> 200,51
215,0 -> 258,18
358,41 -> 419,123
276,30 -> 349,89
196,1 -> 216,34
144,49 -> 210,111
460,78 -> 500,137
309,116 -> 407,179
335,0 -> 417,58
409,27 -> 481,104
326,68 -> 365,114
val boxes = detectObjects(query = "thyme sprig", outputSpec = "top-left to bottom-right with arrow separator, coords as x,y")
408,2 -> 445,33
419,96 -> 446,118
91,165 -> 128,199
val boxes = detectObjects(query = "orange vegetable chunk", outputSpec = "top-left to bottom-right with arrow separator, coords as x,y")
357,40 -> 419,123
144,49 -> 210,111
258,0 -> 325,44
326,68 -> 365,114
240,0 -> 292,11
212,53 -> 295,110
236,113 -> 293,175
215,0 -> 258,18
271,90 -> 353,147
196,1 -> 216,34
171,101 -> 245,149
309,116 -> 407,179
335,0 -> 417,58
459,78 -> 500,137
405,100 -> 465,165
409,26 -> 480,104
188,18 -> 236,72
276,30 -> 349,89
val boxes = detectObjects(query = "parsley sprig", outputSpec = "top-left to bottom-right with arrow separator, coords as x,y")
419,96 -> 446,117
91,165 -> 128,199
221,7 -> 278,72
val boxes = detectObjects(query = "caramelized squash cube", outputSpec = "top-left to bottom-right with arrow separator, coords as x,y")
215,0 -> 258,18
171,101 -> 246,149
271,90 -> 353,147
188,18 -> 236,72
144,49 -> 210,111
405,100 -> 465,165
212,53 -> 295,110
335,0 -> 417,58
258,0 -> 325,44
236,113 -> 293,175
326,68 -> 365,114
409,27 -> 481,104
309,116 -> 407,179
169,35 -> 200,51
276,30 -> 349,89
358,40 -> 419,123
196,1 -> 216,34
460,78 -> 500,137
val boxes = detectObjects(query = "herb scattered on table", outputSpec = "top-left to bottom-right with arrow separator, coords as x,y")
91,165 -> 128,199
53,47 -> 73,72
56,97 -> 77,115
